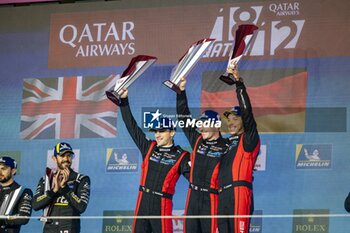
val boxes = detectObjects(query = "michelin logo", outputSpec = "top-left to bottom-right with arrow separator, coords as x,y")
106,148 -> 138,173
295,144 -> 332,169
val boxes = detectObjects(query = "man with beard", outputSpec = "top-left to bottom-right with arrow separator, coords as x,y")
108,89 -> 190,233
33,142 -> 90,233
0,156 -> 32,233
176,78 -> 230,233
217,66 -> 260,233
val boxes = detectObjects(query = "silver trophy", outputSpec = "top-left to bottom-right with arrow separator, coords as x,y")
220,24 -> 258,85
0,186 -> 23,216
106,55 -> 157,105
163,38 -> 215,94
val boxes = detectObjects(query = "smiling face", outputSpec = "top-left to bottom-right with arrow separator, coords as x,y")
53,152 -> 73,170
154,130 -> 175,147
226,114 -> 244,136
198,122 -> 220,141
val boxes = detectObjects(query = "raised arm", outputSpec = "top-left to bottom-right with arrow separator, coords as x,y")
229,66 -> 259,152
176,77 -> 201,147
119,89 -> 152,157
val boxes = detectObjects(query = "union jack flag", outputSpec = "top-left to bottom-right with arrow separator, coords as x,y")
20,75 -> 118,139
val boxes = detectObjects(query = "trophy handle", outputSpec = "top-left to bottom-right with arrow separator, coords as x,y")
219,73 -> 236,86
106,90 -> 122,106
163,80 -> 182,94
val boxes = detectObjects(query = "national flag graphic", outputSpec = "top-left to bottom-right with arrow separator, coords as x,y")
201,68 -> 307,133
20,75 -> 118,139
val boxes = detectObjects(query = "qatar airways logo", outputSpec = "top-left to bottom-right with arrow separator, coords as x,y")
58,21 -> 136,57
204,3 -> 305,57
269,2 -> 300,16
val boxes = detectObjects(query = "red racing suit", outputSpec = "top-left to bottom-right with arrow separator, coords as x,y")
217,79 -> 260,233
119,97 -> 190,233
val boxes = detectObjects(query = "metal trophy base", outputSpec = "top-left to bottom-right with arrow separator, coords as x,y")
105,90 -> 122,106
163,80 -> 182,94
219,73 -> 236,85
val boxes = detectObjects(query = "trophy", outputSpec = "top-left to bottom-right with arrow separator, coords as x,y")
106,55 -> 157,106
220,24 -> 258,85
0,186 -> 23,216
40,167 -> 55,222
163,38 -> 215,94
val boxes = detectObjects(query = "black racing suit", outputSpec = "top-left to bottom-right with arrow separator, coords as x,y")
177,90 -> 230,233
32,169 -> 90,233
0,182 -> 32,233
345,193 -> 350,212
218,80 -> 260,233
119,97 -> 190,233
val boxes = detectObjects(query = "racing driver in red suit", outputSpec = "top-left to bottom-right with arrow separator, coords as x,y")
217,65 -> 260,233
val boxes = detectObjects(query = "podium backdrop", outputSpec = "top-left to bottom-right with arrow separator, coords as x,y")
1,0 -> 350,232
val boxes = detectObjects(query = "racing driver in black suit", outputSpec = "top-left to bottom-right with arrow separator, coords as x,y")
0,156 -> 32,233
108,88 -> 190,233
33,142 -> 90,233
176,77 -> 230,233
